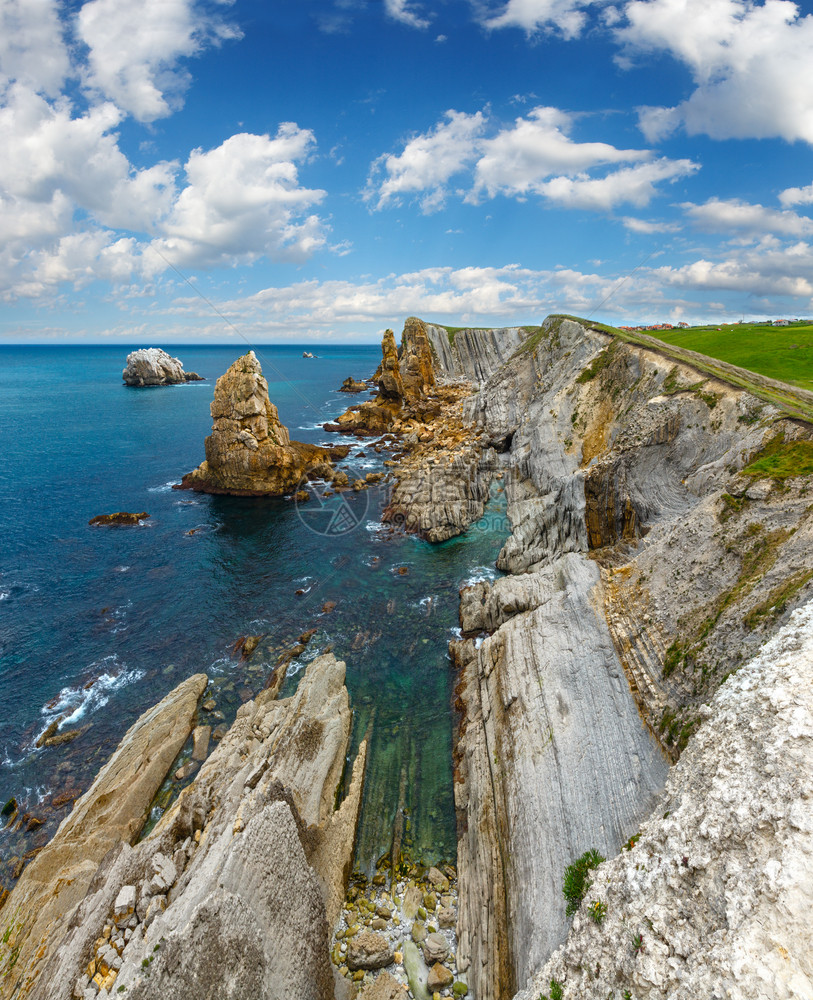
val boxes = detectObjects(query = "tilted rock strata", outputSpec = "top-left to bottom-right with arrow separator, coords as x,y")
13,653 -> 365,1000
122,348 -> 202,386
465,317 -> 813,739
424,324 -> 528,383
0,673 -> 207,1000
452,555 -> 668,1000
445,315 -> 813,1000
517,601 -> 813,1000
178,351 -> 335,495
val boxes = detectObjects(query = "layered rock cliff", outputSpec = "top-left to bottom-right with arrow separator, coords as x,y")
0,675 -> 206,1000
435,315 -> 813,1000
517,600 -> 813,1000
178,351 -> 336,495
0,654 -> 366,1000
424,324 -> 529,383
122,349 -> 203,386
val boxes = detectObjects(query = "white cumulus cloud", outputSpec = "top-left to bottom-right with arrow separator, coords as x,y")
779,182 -> 813,207
654,242 -> 813,299
385,0 -> 431,28
0,85 -> 330,299
470,106 -> 651,200
617,0 -> 813,144
152,126 -> 328,269
369,105 -> 698,214
682,197 -> 813,238
367,110 -> 487,212
479,0 -> 600,38
77,0 -> 241,122
0,0 -> 71,96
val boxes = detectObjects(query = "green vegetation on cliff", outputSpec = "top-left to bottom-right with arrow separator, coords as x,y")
544,314 -> 813,425
742,431 -> 813,479
653,322 -> 813,392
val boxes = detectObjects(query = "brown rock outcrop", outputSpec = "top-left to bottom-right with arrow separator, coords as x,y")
331,318 -> 441,441
399,316 -> 436,399
177,351 -> 333,495
339,376 -> 368,393
88,512 -> 150,526
0,673 -> 207,1000
378,329 -> 406,401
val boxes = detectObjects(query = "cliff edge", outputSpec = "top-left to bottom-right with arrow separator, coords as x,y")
518,600 -> 813,1000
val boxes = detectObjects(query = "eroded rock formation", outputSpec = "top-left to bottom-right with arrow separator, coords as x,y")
0,654 -> 366,1000
122,349 -> 203,386
339,377 -> 368,393
328,319 -> 443,440
517,601 -> 813,1000
178,351 -> 336,495
0,674 -> 207,999
442,315 -> 813,1000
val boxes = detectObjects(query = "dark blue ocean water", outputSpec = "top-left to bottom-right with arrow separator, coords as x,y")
0,344 -> 507,881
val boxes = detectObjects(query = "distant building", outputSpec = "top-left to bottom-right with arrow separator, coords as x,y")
774,319 -> 789,326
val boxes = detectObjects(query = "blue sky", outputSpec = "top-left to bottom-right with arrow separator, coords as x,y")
2,0 -> 813,343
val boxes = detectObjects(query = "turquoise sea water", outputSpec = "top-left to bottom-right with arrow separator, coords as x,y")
0,345 -> 508,883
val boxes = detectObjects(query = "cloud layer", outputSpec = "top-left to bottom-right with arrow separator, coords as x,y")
479,0 -> 601,38
617,0 -> 813,144
0,0 -> 329,302
367,105 -> 697,213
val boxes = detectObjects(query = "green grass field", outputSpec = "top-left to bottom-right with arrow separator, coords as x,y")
652,322 -> 813,392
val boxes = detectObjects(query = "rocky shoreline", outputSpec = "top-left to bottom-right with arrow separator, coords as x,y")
3,315 -> 812,1000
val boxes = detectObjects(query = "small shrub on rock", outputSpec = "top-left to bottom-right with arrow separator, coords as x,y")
563,849 -> 605,916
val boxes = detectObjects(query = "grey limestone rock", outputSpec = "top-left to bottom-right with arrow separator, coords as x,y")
122,348 -> 202,386
16,654 -> 365,1000
516,601 -> 813,1000
453,555 -> 668,1000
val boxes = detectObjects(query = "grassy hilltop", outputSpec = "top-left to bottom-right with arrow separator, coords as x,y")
653,322 -> 813,393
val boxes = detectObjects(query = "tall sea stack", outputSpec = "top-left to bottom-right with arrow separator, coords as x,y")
178,351 -> 334,495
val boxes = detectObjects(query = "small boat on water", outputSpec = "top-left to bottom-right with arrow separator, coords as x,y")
303,351 -> 315,358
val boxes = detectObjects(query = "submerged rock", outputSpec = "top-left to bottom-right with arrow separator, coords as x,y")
122,349 -> 203,387
88,512 -> 149,526
177,351 -> 334,496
